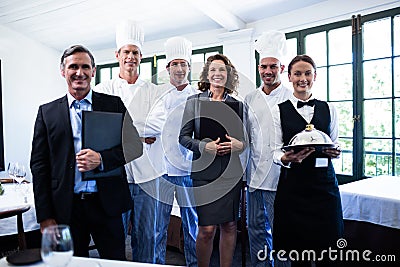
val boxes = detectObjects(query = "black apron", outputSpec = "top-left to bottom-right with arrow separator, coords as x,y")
273,100 -> 344,253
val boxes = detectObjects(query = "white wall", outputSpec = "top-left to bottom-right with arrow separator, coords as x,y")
0,25 -> 65,180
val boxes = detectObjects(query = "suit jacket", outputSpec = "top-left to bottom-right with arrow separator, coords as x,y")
30,91 -> 142,224
179,91 -> 244,181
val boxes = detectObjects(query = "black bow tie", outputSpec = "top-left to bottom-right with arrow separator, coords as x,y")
297,99 -> 315,108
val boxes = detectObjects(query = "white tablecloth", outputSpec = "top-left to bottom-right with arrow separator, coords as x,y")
0,183 -> 40,236
339,175 -> 400,229
0,255 -> 182,267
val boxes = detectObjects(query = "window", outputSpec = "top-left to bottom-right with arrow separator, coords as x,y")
95,46 -> 223,86
138,57 -> 153,83
361,12 -> 400,177
95,62 -> 119,85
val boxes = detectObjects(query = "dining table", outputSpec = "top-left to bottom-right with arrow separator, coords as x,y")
339,175 -> 400,229
0,182 -> 40,236
338,175 -> 400,265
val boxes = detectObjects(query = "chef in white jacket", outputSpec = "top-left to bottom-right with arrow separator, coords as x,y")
244,30 -> 293,267
94,20 -> 166,264
156,36 -> 199,267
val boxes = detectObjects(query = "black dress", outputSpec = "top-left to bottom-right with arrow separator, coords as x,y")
273,100 -> 344,256
179,92 -> 244,226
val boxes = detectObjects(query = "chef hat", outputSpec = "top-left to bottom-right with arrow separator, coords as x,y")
165,36 -> 192,65
115,20 -> 144,51
255,30 -> 287,63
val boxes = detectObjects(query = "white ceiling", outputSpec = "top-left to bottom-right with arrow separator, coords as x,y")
0,0 -> 326,52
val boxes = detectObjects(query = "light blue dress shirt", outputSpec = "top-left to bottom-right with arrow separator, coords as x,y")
67,91 -> 97,193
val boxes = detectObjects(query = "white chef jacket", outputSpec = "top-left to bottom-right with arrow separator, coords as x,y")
271,94 -> 339,166
94,77 -> 167,184
244,84 -> 293,191
158,83 -> 198,177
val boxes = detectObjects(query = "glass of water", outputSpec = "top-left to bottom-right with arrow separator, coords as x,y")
41,225 -> 74,267
13,162 -> 26,186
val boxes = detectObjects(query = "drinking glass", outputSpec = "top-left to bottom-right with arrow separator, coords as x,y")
7,162 -> 15,179
7,162 -> 17,190
13,162 -> 26,186
41,225 -> 74,267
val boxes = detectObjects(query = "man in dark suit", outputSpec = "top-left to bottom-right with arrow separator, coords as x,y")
30,45 -> 142,260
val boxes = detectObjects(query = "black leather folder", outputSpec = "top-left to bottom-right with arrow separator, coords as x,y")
199,100 -> 244,143
81,111 -> 123,180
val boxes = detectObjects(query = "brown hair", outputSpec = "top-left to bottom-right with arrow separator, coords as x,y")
198,54 -> 239,95
287,54 -> 317,74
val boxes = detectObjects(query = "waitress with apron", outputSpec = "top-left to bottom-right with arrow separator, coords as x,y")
271,54 -> 343,267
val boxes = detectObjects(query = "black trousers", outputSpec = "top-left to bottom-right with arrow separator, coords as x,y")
70,193 -> 126,260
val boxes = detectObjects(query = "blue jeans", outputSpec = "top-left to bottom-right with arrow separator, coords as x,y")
247,189 -> 276,267
130,178 -> 162,263
122,183 -> 134,237
157,174 -> 198,267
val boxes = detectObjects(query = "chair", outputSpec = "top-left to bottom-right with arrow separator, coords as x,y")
0,205 -> 31,250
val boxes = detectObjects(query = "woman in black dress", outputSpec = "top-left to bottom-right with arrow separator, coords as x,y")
272,55 -> 343,267
179,54 -> 246,267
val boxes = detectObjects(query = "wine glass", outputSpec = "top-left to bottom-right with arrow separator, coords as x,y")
13,162 -> 26,186
41,225 -> 74,267
7,162 -> 17,190
7,162 -> 15,179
